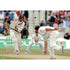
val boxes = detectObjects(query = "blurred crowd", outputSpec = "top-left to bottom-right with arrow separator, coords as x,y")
0,10 -> 70,40
0,10 -> 29,38
40,10 -> 70,40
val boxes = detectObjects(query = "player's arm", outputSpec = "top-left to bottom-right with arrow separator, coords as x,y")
38,35 -> 41,44
31,36 -> 35,44
18,22 -> 25,32
45,28 -> 58,31
44,40 -> 47,55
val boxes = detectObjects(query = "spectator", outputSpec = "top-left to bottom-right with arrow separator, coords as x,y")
24,11 -> 29,20
40,19 -> 47,26
47,11 -> 52,21
9,11 -> 14,20
21,16 -> 29,38
58,15 -> 66,28
5,14 -> 11,24
16,10 -> 22,16
53,15 -> 59,28
4,10 -> 10,17
48,11 -> 56,27
56,11 -> 59,17
58,10 -> 65,18
3,18 -> 10,28
65,11 -> 70,19
65,16 -> 70,34
58,15 -> 66,38
24,16 -> 29,29
64,33 -> 70,40
0,11 -> 4,20
3,18 -> 10,35
13,11 -> 19,21
0,25 -> 4,34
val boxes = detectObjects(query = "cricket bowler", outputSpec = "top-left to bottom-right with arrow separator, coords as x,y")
35,25 -> 63,59
10,14 -> 25,55
25,31 -> 44,54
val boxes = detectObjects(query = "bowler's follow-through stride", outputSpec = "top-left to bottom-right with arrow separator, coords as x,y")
35,25 -> 64,59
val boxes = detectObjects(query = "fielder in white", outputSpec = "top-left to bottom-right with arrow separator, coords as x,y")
10,15 -> 25,55
25,31 -> 44,54
35,25 -> 63,59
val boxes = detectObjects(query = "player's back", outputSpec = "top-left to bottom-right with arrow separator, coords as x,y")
38,26 -> 54,36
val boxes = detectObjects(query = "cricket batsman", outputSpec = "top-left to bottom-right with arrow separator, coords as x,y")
10,14 -> 25,55
35,25 -> 63,59
25,31 -> 44,54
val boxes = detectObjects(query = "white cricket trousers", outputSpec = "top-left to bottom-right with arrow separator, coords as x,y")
10,30 -> 23,54
48,31 -> 61,58
26,41 -> 44,54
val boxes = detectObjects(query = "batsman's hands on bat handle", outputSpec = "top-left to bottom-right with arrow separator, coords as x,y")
15,25 -> 18,29
14,29 -> 20,33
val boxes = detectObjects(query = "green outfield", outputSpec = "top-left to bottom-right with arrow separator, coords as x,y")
0,49 -> 70,59
0,38 -> 68,59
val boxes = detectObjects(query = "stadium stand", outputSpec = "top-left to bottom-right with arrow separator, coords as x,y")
0,10 -> 70,39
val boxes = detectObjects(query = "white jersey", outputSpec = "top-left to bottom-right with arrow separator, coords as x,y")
10,20 -> 25,32
31,34 -> 42,43
38,26 -> 55,41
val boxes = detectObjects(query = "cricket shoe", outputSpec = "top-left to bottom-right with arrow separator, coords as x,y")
50,57 -> 56,59
24,51 -> 28,54
59,46 -> 64,54
16,53 -> 19,55
16,50 -> 19,55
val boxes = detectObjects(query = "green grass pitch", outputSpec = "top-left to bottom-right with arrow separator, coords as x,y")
0,49 -> 70,59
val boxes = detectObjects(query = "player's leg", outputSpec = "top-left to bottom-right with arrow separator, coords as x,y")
49,31 -> 63,59
13,41 -> 19,55
39,43 -> 44,54
17,34 -> 23,48
18,41 -> 23,48
44,40 -> 47,55
10,31 -> 19,55
48,31 -> 58,59
48,44 -> 63,59
50,31 -> 63,54
25,42 -> 33,54
48,46 -> 56,59
53,44 -> 63,54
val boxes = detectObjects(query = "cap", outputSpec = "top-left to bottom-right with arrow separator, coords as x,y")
19,14 -> 24,19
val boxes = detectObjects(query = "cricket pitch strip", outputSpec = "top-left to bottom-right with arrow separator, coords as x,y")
0,54 -> 70,59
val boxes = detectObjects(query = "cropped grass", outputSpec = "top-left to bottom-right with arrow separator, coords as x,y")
0,49 -> 70,59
